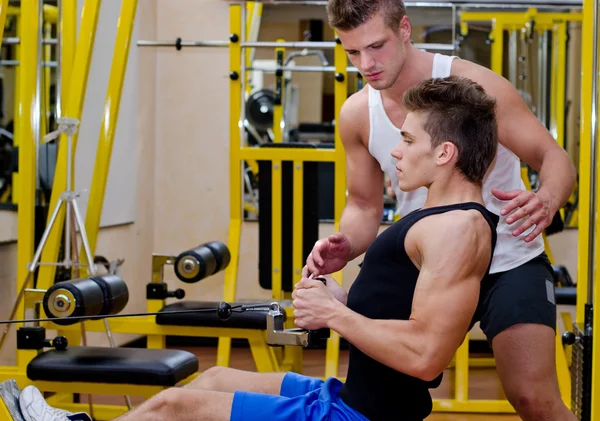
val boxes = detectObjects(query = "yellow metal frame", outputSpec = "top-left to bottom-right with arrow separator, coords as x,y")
15,0 -> 39,373
79,0 -> 138,274
579,0 -> 600,417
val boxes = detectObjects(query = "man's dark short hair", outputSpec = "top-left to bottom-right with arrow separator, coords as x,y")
326,0 -> 407,32
402,76 -> 498,184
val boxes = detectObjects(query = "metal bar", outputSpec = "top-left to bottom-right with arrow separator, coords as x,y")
16,0 -> 38,372
271,159 -> 283,301
324,30 -> 347,381
238,147 -> 339,162
247,64 -> 358,73
137,38 -> 454,51
508,30 -> 518,85
60,0 -> 77,108
234,0 -> 582,8
455,335 -> 469,401
490,19 -> 504,75
577,0 -> 595,324
0,60 -> 57,66
11,7 -> 19,206
79,0 -> 139,274
35,0 -> 102,295
1,37 -> 58,45
216,2 -> 243,369
555,22 -> 567,148
587,0 -> 598,308
292,160 -> 303,286
35,0 -> 43,193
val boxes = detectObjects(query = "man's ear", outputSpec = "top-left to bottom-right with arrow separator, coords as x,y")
399,15 -> 412,42
436,142 -> 457,166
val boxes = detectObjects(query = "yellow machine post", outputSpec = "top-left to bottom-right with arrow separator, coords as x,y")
324,34 -> 347,380
586,0 -> 600,416
489,18 -> 504,75
217,3 -> 242,367
35,0 -> 102,294
79,0 -> 139,273
60,0 -> 78,104
15,0 -> 39,371
577,0 -> 594,325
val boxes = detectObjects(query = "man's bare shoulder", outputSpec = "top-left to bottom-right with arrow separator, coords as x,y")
451,58 -> 514,97
339,88 -> 370,145
414,208 -> 494,270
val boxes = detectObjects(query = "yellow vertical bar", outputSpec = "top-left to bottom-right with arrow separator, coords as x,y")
549,26 -> 558,143
577,0 -> 593,325
41,23 -> 52,139
592,0 -> 600,411
216,3 -> 242,367
490,19 -> 504,76
272,40 -> 284,143
455,334 -> 469,401
16,0 -> 39,371
325,33 -> 347,379
12,13 -> 20,205
271,159 -> 283,300
79,0 -> 139,273
292,160 -> 303,287
35,0 -> 102,293
60,0 -> 78,106
555,22 -> 567,150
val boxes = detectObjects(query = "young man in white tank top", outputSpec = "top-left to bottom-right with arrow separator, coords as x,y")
303,1 -> 577,420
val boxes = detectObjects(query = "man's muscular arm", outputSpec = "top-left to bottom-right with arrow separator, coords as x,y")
338,94 -> 385,259
324,212 -> 493,381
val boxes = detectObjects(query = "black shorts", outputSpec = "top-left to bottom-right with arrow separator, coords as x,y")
474,252 -> 557,342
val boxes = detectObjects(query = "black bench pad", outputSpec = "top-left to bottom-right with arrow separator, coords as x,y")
556,286 -> 576,305
27,346 -> 198,386
156,300 -> 287,329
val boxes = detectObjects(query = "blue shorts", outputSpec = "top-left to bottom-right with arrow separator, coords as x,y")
230,372 -> 369,421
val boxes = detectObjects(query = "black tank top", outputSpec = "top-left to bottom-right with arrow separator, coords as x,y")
339,202 -> 499,421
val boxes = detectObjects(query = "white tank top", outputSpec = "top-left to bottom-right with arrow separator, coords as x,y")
367,53 -> 545,274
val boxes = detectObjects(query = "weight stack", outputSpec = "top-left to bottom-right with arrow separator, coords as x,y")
257,143 -> 320,293
570,322 -> 592,421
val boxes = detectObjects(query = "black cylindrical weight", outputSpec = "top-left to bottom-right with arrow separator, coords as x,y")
89,275 -> 129,316
43,278 -> 105,325
204,241 -> 231,273
174,245 -> 217,283
245,89 -> 275,131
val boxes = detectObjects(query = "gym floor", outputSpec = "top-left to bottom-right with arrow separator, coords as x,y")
90,346 -> 521,420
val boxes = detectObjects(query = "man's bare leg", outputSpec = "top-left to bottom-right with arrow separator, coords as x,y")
113,388 -> 234,421
184,366 -> 286,395
493,324 -> 576,421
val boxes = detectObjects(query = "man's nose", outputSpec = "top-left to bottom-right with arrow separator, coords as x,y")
361,53 -> 374,70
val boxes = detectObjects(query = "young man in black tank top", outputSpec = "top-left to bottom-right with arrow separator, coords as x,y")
20,77 -> 498,421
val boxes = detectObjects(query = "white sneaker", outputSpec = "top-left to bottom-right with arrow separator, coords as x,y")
19,385 -> 73,421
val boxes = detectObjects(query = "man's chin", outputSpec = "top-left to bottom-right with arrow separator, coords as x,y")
397,182 -> 415,192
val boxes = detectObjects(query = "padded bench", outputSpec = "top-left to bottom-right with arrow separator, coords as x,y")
556,286 -> 576,306
27,347 -> 198,386
156,300 -> 288,329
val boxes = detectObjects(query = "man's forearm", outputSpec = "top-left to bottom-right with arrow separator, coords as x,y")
339,201 -> 382,260
537,148 -> 576,211
328,303 -> 443,381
